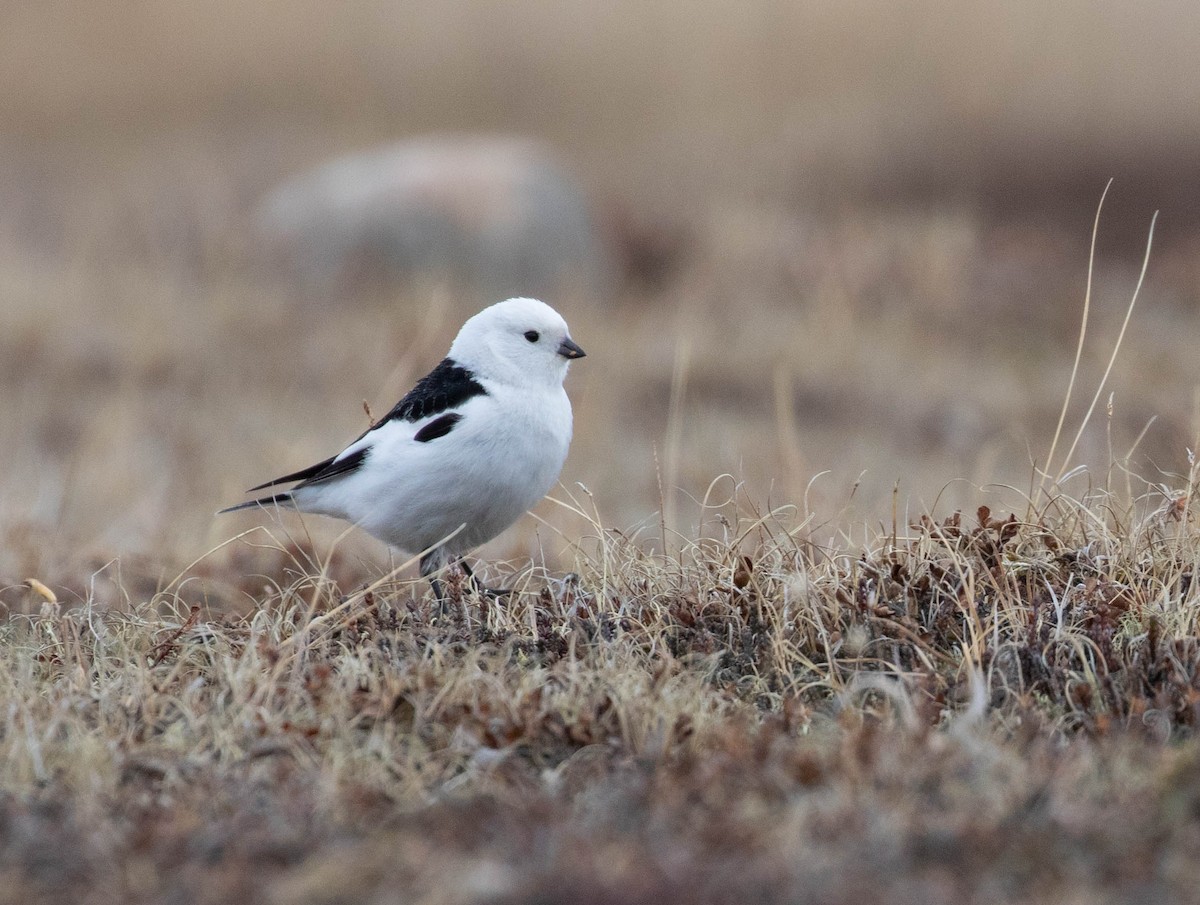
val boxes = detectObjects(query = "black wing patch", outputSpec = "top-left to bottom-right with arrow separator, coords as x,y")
373,359 -> 486,427
413,412 -> 462,443
247,447 -> 370,492
236,359 -> 480,499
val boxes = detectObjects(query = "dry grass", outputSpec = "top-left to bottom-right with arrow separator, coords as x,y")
6,476 -> 1200,903
10,142 -> 1200,905
8,2 -> 1200,901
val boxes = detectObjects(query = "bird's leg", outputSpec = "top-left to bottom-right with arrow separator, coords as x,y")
453,559 -> 474,626
429,576 -> 447,610
457,559 -> 512,601
420,551 -> 451,615
421,551 -> 509,613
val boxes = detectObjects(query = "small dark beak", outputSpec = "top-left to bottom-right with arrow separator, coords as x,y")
557,337 -> 586,360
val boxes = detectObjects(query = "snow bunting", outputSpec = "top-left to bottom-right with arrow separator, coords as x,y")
220,297 -> 585,597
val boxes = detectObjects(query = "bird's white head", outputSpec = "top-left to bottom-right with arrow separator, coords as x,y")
449,297 -> 585,388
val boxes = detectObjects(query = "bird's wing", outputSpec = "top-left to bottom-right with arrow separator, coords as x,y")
412,412 -> 463,443
367,358 -> 488,429
238,358 -> 487,495
247,446 -> 370,492
218,444 -> 370,515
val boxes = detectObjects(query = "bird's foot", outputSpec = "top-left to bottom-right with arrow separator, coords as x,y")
424,558 -> 513,620
457,560 -> 511,601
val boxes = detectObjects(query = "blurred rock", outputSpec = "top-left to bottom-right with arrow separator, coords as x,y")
255,135 -> 610,298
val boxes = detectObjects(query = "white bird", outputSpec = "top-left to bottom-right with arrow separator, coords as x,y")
220,297 -> 585,598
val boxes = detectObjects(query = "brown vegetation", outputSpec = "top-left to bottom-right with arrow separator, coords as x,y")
7,481 -> 1200,903
5,2 -> 1200,901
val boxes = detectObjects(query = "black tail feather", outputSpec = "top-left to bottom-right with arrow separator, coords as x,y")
247,455 -> 338,492
247,447 -> 369,493
217,492 -> 296,515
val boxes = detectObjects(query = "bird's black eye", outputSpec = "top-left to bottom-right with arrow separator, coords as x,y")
524,330 -> 540,343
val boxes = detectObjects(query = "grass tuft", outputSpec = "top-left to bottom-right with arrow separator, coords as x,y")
4,470 -> 1200,900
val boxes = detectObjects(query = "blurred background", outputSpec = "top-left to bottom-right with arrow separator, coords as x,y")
4,0 -> 1200,596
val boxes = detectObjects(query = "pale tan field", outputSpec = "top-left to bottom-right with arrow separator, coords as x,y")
4,2 -> 1200,902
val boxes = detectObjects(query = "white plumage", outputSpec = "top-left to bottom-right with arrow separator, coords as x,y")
221,297 -> 584,594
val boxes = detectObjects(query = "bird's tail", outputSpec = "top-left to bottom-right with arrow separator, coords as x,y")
217,492 -> 296,515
